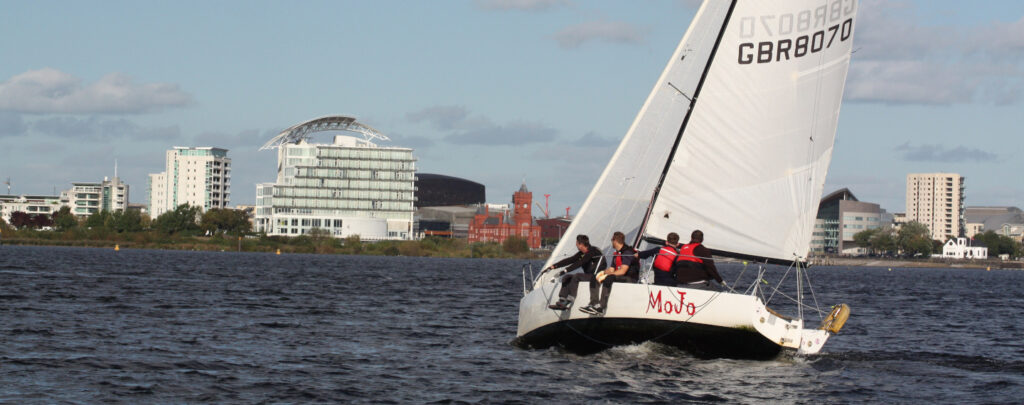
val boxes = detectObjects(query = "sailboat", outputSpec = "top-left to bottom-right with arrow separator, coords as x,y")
515,0 -> 857,359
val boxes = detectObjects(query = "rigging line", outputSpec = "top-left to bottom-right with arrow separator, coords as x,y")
759,283 -> 824,316
802,263 -> 825,319
630,0 -> 739,249
766,261 -> 795,304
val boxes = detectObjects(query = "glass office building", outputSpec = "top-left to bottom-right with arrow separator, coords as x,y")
255,133 -> 416,241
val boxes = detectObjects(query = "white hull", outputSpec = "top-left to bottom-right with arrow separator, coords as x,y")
514,280 -> 830,358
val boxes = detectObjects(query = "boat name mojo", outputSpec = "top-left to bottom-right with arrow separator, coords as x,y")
737,0 -> 857,65
647,290 -> 696,316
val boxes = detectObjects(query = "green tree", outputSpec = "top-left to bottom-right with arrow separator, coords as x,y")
853,228 -> 878,249
870,228 -> 897,255
502,236 -> 529,254
975,231 -> 1024,258
53,206 -> 78,231
109,210 -> 143,233
897,221 -> 933,257
152,204 -> 201,235
199,208 -> 252,235
85,210 -> 112,229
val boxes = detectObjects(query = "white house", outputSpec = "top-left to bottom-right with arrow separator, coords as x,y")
941,237 -> 988,260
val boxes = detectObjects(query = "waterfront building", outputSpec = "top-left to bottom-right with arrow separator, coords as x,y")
415,173 -> 485,207
63,176 -> 129,217
965,206 -> 1024,241
0,194 -> 66,224
416,205 -> 478,239
254,116 -> 416,241
941,237 -> 988,259
537,217 -> 572,241
148,147 -> 231,218
811,188 -> 883,255
467,182 -> 542,249
906,173 -> 965,241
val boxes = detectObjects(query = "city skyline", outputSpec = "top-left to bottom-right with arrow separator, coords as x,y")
1,0 -> 1022,215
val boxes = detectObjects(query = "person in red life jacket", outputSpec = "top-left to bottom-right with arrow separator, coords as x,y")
581,231 -> 638,315
672,230 -> 726,290
545,235 -> 605,311
636,232 -> 681,286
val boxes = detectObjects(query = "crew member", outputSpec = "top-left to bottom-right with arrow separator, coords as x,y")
545,234 -> 605,311
581,231 -> 637,315
673,230 -> 725,290
637,232 -> 680,286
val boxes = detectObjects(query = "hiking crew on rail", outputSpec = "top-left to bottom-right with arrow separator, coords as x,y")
548,229 -> 726,315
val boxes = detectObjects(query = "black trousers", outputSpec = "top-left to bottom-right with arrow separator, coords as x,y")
558,273 -> 593,300
653,270 -> 677,286
589,275 -> 636,308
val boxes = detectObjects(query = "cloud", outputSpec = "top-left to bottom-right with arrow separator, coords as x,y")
571,131 -> 617,147
446,120 -> 557,145
895,142 -> 998,163
0,111 -> 28,136
0,68 -> 193,114
406,105 -> 557,145
389,133 -> 436,149
405,105 -> 471,130
476,0 -> 569,11
846,1 -> 1024,105
195,129 -> 277,150
553,21 -> 645,49
32,116 -> 181,141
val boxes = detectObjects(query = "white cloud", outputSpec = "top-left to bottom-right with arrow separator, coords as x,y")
31,116 -> 181,141
446,120 -> 557,145
553,21 -> 645,49
0,68 -> 193,114
477,0 -> 569,11
846,1 -> 1024,105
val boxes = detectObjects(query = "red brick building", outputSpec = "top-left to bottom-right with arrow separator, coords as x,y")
468,183 -> 542,248
537,217 -> 572,240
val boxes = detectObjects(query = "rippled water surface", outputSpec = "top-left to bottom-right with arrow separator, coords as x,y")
2,245 -> 1023,403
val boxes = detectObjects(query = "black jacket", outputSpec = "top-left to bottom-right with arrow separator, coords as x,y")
551,246 -> 605,275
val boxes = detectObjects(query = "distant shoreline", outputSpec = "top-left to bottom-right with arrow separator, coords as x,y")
808,256 -> 1024,270
3,238 -> 1021,268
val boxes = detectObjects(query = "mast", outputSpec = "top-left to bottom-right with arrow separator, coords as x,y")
632,0 -> 738,249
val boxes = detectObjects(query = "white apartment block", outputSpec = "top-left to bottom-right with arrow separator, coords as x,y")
906,173 -> 965,241
255,134 -> 416,241
0,194 -> 66,224
148,147 -> 231,218
63,177 -> 129,217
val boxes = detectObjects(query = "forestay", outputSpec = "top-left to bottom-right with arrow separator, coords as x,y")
540,1 -> 734,274
644,0 -> 857,263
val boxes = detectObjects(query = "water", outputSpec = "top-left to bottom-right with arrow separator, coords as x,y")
1,245 -> 1022,403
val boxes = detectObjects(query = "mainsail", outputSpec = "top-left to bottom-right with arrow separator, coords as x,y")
542,1 -> 735,269
544,0 -> 857,268
643,0 -> 857,263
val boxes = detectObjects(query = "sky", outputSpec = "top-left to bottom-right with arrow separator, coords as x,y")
1,0 -> 1022,216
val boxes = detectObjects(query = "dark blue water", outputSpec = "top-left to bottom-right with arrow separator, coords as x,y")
1,245 -> 1022,403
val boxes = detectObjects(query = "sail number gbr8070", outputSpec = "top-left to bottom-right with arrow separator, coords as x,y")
737,0 -> 856,65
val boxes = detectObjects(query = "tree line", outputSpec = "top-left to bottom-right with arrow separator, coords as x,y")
0,204 -> 540,259
852,221 -> 1023,258
2,204 -> 252,236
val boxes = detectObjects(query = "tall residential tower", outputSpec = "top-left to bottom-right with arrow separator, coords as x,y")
906,172 -> 964,240
148,147 -> 231,218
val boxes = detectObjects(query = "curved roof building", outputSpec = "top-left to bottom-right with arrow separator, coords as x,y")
254,116 -> 416,241
415,173 -> 485,208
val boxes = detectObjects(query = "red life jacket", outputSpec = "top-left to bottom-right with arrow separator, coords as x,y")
653,245 -> 679,272
677,243 -> 704,264
614,251 -> 624,268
